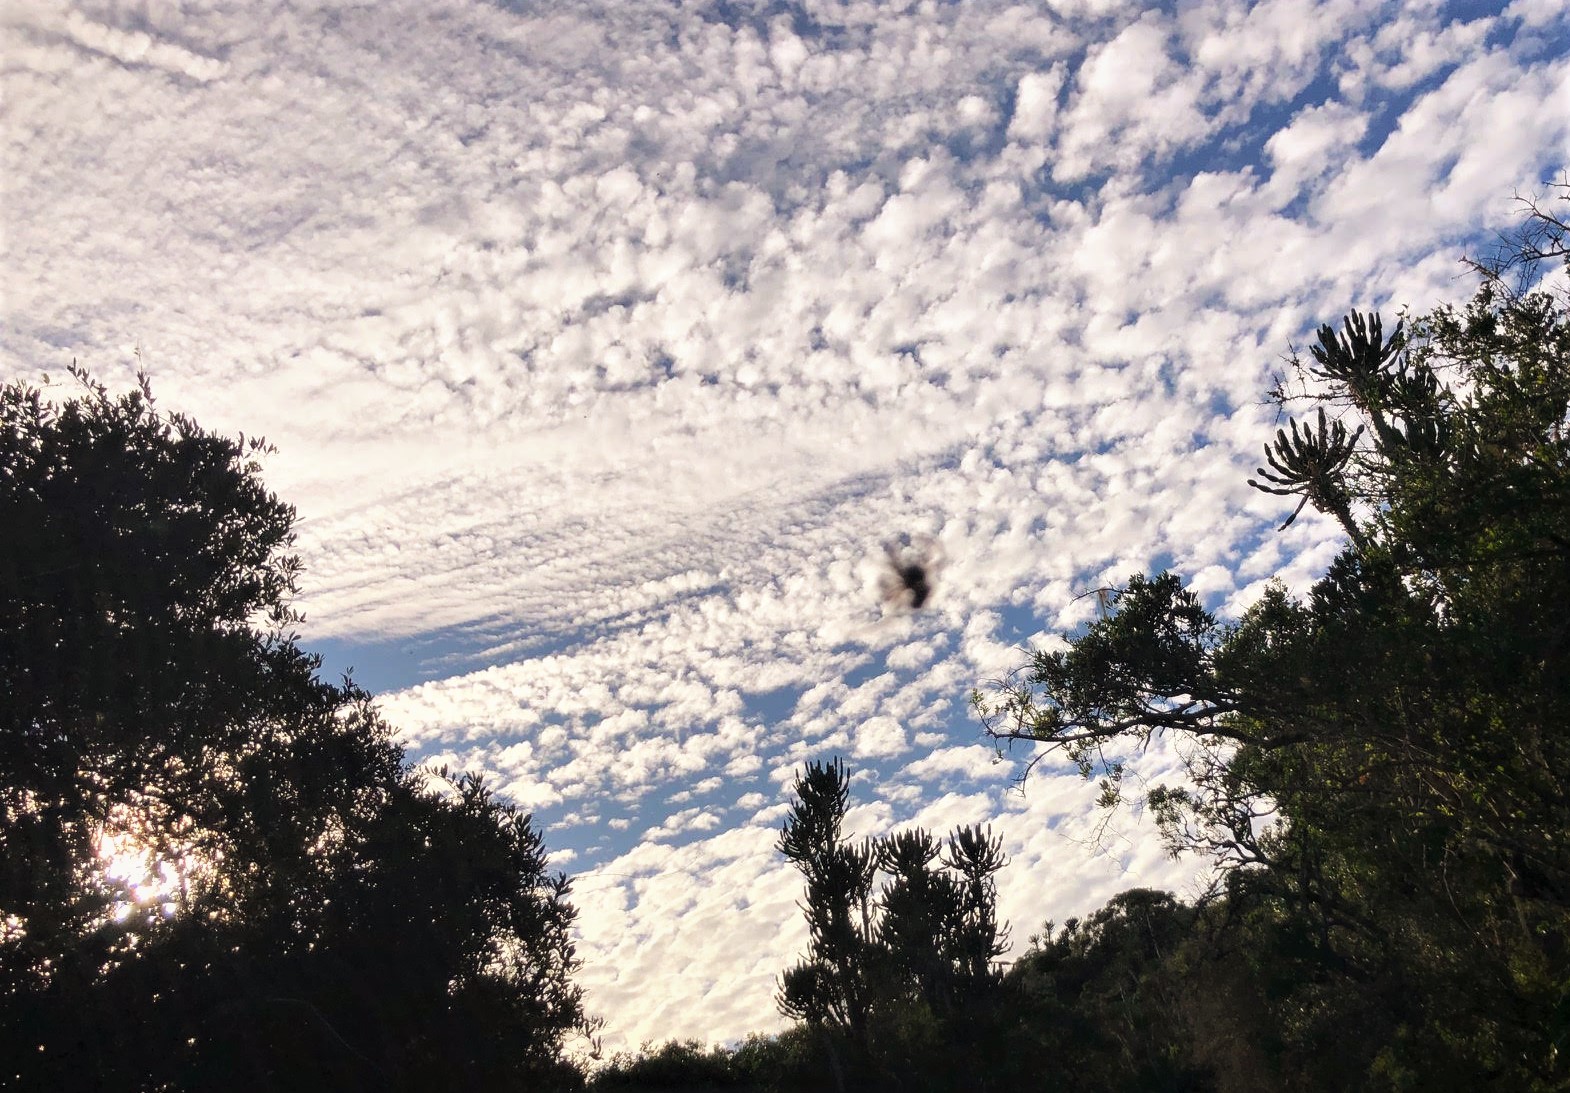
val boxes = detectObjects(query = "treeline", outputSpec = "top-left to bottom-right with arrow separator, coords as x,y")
4,192 -> 1567,1092
593,193 -> 1570,1092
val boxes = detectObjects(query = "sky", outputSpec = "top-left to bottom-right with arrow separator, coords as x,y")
3,0 -> 1568,1056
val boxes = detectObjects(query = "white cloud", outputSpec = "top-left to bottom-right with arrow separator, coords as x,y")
853,715 -> 909,758
1266,101 -> 1369,180
1008,67 -> 1067,142
903,744 -> 1004,783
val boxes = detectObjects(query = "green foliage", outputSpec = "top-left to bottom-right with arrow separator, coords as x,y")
776,760 -> 1009,1092
1250,404 -> 1366,536
591,1038 -> 749,1089
587,1030 -> 823,1093
1,370 -> 589,1090
725,1028 -> 820,1089
976,190 -> 1570,1089
1009,889 -> 1217,1093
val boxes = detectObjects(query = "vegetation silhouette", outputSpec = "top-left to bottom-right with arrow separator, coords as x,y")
1,368 -> 592,1091
591,187 -> 1570,1092
775,759 -> 1010,1093
972,186 -> 1570,1090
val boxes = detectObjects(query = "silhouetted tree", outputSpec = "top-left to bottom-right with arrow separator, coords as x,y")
776,760 -> 1009,1091
1,368 -> 589,1091
775,759 -> 879,1090
975,189 -> 1570,1089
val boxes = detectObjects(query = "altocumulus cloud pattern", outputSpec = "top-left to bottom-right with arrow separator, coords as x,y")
3,0 -> 1567,1051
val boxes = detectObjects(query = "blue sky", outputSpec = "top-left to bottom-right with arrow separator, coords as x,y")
4,0 -> 1567,1053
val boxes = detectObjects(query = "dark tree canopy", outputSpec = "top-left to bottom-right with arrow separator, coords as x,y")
1006,889 -> 1217,1093
1,369 -> 589,1091
975,191 -> 1570,1089
775,760 -> 1009,1092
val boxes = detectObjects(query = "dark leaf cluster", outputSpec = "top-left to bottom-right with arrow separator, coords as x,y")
972,186 -> 1570,1090
774,760 -> 1009,1092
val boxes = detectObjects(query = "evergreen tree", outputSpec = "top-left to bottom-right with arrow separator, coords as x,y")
776,760 -> 1009,1092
